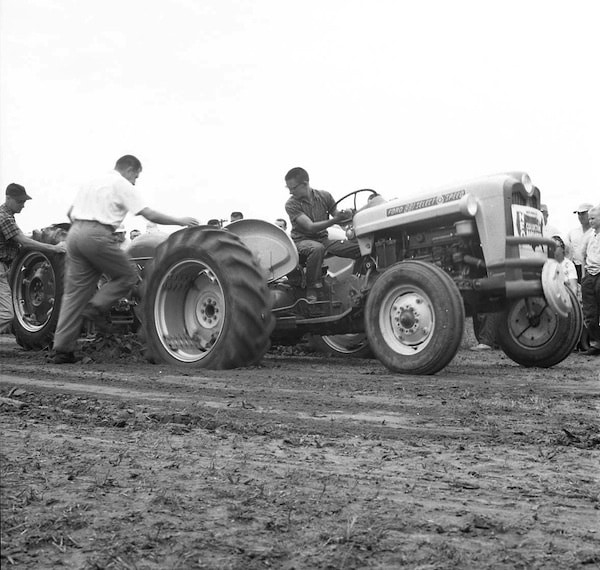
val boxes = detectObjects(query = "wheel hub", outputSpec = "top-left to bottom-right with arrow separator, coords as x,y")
390,293 -> 432,346
195,293 -> 221,328
541,259 -> 571,318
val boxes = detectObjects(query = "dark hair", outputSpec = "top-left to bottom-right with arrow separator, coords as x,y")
115,155 -> 142,171
552,235 -> 565,248
285,167 -> 309,183
230,211 -> 243,220
207,219 -> 222,227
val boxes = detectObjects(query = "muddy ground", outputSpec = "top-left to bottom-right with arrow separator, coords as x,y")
1,330 -> 599,570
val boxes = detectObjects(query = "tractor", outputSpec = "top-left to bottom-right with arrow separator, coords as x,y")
10,171 -> 582,374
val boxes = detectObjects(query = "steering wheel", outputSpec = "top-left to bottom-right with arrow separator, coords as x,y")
332,189 -> 379,224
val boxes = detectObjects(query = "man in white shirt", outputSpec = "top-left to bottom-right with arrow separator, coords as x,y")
581,205 -> 600,356
566,203 -> 594,282
540,204 -> 563,242
52,155 -> 199,363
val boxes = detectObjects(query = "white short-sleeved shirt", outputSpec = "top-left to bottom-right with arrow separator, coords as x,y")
566,226 -> 593,266
584,231 -> 600,276
559,258 -> 578,283
69,170 -> 147,230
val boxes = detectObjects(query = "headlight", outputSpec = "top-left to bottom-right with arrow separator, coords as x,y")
521,173 -> 534,194
459,194 -> 478,217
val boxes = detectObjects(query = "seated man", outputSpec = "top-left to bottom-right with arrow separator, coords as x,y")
284,167 -> 361,300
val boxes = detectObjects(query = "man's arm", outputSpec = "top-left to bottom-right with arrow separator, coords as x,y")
13,232 -> 66,254
138,207 -> 199,228
293,212 -> 347,234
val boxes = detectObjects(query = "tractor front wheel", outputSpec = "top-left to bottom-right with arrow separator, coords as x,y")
365,261 -> 465,375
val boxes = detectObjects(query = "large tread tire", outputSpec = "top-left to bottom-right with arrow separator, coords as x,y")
9,248 -> 65,350
308,334 -> 372,358
142,227 -> 274,369
496,287 -> 582,368
364,261 -> 465,375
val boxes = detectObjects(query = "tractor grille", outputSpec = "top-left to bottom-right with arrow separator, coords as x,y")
512,190 -> 539,209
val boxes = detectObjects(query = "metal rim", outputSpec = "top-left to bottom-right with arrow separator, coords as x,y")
321,333 -> 369,355
506,297 -> 558,348
153,259 -> 225,363
378,284 -> 435,355
541,259 -> 571,318
12,251 -> 57,332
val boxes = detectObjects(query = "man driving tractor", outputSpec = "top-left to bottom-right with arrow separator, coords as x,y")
284,167 -> 360,301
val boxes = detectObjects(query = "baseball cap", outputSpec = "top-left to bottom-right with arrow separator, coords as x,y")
6,183 -> 32,201
573,202 -> 593,214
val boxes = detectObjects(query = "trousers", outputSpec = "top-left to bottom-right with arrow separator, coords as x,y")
294,238 -> 361,287
0,261 -> 13,333
581,272 -> 600,343
53,221 -> 137,352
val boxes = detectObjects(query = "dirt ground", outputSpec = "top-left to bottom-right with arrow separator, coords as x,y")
1,329 -> 599,570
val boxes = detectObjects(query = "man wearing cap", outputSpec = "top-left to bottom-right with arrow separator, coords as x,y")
0,183 -> 66,333
51,154 -> 199,364
581,205 -> 600,356
565,203 -> 594,282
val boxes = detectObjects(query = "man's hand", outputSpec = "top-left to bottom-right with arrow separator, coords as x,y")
53,242 -> 67,254
333,209 -> 353,224
179,217 -> 200,227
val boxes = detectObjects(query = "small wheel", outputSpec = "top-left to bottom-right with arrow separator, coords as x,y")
496,288 -> 582,367
308,333 -> 372,358
365,261 -> 465,374
143,228 -> 274,369
10,249 -> 64,350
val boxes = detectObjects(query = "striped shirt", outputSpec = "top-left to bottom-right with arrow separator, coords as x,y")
285,188 -> 336,242
0,203 -> 21,264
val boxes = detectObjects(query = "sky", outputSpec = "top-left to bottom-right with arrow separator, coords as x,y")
1,0 -> 599,236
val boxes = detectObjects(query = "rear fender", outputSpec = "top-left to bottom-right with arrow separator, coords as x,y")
227,219 -> 299,282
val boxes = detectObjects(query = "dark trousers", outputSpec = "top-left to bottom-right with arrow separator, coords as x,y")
294,238 -> 361,287
581,272 -> 600,343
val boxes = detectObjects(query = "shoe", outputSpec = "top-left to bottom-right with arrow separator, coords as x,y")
306,284 -> 327,303
470,343 -> 492,351
584,346 -> 600,356
51,351 -> 80,364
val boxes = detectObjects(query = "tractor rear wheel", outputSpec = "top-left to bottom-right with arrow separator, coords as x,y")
143,228 -> 274,369
308,333 -> 372,358
10,249 -> 64,350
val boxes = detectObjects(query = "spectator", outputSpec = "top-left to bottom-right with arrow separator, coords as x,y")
51,155 -> 199,364
581,205 -> 600,356
284,167 -> 360,301
551,235 -> 578,294
230,211 -> 244,222
274,218 -> 288,231
470,312 -> 501,351
114,224 -> 126,246
541,204 -> 563,241
0,184 -> 66,333
566,203 -> 594,282
207,219 -> 222,228
129,229 -> 141,241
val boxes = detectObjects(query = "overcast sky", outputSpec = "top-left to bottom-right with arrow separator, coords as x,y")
1,0 -> 598,235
